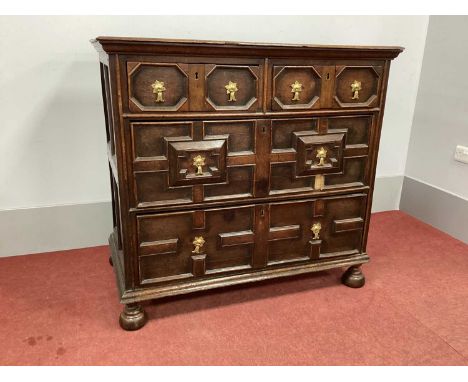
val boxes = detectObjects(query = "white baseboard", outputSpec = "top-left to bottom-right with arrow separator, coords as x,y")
0,176 -> 404,257
400,176 -> 468,244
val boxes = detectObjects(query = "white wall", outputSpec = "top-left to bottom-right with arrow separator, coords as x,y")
0,16 -> 429,210
405,16 -> 468,199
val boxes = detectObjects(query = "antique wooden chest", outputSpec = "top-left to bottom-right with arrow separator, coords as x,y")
92,36 -> 403,330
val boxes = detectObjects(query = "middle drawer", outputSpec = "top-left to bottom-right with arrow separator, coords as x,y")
128,115 -> 374,209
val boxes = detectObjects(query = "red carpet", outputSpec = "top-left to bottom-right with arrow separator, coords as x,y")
0,211 -> 467,365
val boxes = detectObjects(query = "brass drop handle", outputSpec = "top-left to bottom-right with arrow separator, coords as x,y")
351,80 -> 362,100
311,222 -> 322,240
193,155 -> 206,175
192,236 -> 205,254
151,80 -> 166,103
225,81 -> 238,102
291,80 -> 303,101
315,146 -> 328,167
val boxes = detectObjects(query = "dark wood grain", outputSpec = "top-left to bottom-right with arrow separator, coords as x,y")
93,37 -> 402,330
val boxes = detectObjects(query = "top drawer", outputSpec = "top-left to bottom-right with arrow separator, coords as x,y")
124,57 -> 264,113
270,60 -> 384,111
122,56 -> 384,114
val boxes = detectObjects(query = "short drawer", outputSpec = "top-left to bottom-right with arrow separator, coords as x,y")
135,194 -> 367,286
128,116 -> 374,209
265,194 -> 366,265
269,115 -> 374,196
269,60 -> 383,111
137,204 -> 256,285
125,58 -> 263,113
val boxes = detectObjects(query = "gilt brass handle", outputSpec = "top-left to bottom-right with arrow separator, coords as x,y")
311,223 -> 322,240
315,147 -> 328,167
351,80 -> 362,100
151,80 -> 166,103
225,81 -> 238,102
193,155 -> 206,175
291,80 -> 303,101
192,236 -> 205,254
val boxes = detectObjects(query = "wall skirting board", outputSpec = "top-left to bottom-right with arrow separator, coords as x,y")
0,176 -> 404,257
400,176 -> 468,244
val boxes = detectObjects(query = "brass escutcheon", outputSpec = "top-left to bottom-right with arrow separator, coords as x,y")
351,80 -> 362,100
193,155 -> 206,175
151,80 -> 166,103
192,236 -> 205,254
225,81 -> 238,102
311,222 -> 322,240
315,147 -> 328,167
290,80 -> 303,101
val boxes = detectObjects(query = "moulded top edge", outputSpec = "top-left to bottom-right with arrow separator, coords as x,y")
91,36 -> 404,59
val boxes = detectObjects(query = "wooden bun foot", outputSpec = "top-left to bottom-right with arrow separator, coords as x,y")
342,266 -> 365,288
119,304 -> 147,331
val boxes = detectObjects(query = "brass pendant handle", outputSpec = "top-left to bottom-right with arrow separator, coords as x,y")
311,222 -> 322,240
151,80 -> 166,103
225,81 -> 238,102
291,80 -> 303,101
193,155 -> 206,175
351,80 -> 362,100
315,146 -> 328,167
192,236 -> 205,254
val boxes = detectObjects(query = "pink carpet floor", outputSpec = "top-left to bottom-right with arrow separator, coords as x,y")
0,211 -> 467,365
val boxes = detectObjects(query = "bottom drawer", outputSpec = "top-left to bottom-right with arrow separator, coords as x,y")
136,194 -> 367,285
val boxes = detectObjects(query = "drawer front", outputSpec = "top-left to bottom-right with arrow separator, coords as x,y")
269,115 -> 373,196
129,116 -> 373,209
127,62 -> 190,112
271,64 -> 325,110
126,58 -> 263,113
266,194 -> 366,265
130,119 -> 257,208
333,65 -> 383,108
136,194 -> 366,285
137,205 -> 256,285
269,60 -> 383,111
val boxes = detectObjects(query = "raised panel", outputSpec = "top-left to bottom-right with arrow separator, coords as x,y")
204,166 -> 254,200
272,66 -> 322,110
204,120 -> 255,154
294,132 -> 345,176
168,139 -> 227,186
127,62 -> 189,112
271,118 -> 318,150
205,65 -> 260,111
334,66 -> 382,108
132,121 -> 193,159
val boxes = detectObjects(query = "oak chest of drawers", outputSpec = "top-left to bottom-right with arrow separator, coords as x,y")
92,36 -> 403,330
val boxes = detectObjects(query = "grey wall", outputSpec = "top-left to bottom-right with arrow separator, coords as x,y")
400,16 -> 468,243
404,16 -> 468,198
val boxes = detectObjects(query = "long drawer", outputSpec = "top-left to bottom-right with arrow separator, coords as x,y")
136,193 -> 367,286
122,56 -> 383,114
128,115 -> 374,209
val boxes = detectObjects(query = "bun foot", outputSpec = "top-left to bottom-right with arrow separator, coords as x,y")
119,304 -> 147,331
109,255 -> 113,267
342,266 -> 365,288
